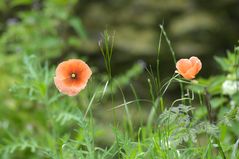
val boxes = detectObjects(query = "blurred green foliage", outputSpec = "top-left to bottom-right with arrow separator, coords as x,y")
0,0 -> 86,60
0,0 -> 239,158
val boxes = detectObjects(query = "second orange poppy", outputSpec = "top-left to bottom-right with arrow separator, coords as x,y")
176,56 -> 202,80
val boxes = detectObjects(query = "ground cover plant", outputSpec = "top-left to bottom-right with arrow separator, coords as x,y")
0,26 -> 239,158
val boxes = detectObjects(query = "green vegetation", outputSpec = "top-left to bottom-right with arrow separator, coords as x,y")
0,0 -> 239,159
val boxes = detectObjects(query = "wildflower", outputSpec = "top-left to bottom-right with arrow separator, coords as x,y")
222,80 -> 239,95
176,56 -> 202,80
54,59 -> 92,96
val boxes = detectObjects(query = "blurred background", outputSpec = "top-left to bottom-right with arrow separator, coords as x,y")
0,0 -> 239,151
1,0 -> 239,71
1,0 -> 239,106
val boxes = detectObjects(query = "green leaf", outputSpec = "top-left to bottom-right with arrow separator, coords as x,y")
69,18 -> 87,39
210,97 -> 227,109
214,56 -> 229,72
0,1 -> 7,11
10,0 -> 32,7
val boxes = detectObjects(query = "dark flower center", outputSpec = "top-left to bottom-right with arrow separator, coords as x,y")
71,73 -> 77,79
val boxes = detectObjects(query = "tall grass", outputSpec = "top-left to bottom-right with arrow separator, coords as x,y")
0,29 -> 239,159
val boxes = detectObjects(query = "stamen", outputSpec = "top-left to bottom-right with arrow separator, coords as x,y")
71,73 -> 76,79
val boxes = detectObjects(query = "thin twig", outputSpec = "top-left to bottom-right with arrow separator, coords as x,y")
204,88 -> 213,123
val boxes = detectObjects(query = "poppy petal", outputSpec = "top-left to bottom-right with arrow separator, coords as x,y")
189,56 -> 202,73
176,59 -> 192,74
181,72 -> 195,80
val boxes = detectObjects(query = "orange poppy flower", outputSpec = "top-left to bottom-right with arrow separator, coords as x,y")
176,56 -> 202,80
54,59 -> 92,96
